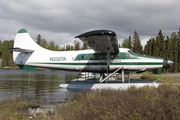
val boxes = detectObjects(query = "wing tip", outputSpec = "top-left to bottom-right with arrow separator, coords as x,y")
75,30 -> 116,38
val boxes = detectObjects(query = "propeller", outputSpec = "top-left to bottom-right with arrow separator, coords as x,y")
164,47 -> 173,73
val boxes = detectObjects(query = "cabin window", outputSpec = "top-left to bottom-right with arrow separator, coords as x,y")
91,55 -> 95,59
128,50 -> 134,55
104,54 -> 107,59
81,55 -> 85,59
102,54 -> 107,59
98,54 -> 102,59
110,54 -> 114,59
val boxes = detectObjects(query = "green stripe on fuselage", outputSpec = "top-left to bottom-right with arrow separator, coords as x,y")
32,62 -> 163,66
74,52 -> 162,61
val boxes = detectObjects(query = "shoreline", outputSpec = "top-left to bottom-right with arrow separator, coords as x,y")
0,66 -> 47,70
0,66 -> 19,69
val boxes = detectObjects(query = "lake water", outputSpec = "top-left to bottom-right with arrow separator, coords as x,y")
0,69 -> 80,102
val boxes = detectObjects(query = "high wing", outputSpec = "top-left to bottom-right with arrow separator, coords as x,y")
75,30 -> 119,53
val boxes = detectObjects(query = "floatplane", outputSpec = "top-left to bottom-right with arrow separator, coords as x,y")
10,29 -> 173,89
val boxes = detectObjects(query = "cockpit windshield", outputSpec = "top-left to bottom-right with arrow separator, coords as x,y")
128,50 -> 134,55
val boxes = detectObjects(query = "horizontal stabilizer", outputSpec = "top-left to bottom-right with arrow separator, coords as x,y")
9,47 -> 34,53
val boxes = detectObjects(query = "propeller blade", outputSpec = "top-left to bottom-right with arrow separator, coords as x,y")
168,60 -> 173,64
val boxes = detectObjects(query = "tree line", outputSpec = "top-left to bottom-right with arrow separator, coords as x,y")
0,40 -> 16,67
0,28 -> 180,73
36,34 -> 88,51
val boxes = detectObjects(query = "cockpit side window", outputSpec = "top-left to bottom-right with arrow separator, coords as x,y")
128,50 -> 134,55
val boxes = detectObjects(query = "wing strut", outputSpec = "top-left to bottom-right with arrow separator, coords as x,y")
100,67 -> 121,83
106,48 -> 110,74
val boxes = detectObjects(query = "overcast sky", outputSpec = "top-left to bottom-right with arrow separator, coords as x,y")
0,0 -> 180,47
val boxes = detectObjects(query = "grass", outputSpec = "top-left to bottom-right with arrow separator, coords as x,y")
1,85 -> 180,119
162,76 -> 180,83
0,96 -> 39,120
139,72 -> 180,83
1,72 -> 180,119
59,85 -> 180,120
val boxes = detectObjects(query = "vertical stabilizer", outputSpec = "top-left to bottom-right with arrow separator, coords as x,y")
14,28 -> 40,51
12,28 -> 41,71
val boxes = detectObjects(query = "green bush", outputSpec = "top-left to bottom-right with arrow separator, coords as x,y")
0,96 -> 39,120
59,85 -> 180,120
141,74 -> 159,81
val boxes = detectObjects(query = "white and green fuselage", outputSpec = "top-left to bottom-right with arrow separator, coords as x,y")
12,29 -> 169,72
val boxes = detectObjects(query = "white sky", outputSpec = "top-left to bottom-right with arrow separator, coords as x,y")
0,0 -> 180,47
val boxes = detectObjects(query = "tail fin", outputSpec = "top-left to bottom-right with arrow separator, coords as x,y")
12,28 -> 40,71
13,28 -> 40,51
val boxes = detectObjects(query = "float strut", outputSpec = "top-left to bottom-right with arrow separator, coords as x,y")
128,69 -> 131,83
100,67 -> 121,83
122,68 -> 124,83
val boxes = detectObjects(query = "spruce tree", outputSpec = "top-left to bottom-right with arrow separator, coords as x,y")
132,30 -> 143,54
122,38 -> 129,48
171,32 -> 178,72
128,35 -> 132,49
144,41 -> 148,55
151,38 -> 156,56
144,39 -> 152,56
40,38 -> 48,49
70,46 -> 74,51
66,45 -> 71,51
36,34 -> 42,45
122,36 -> 132,49
48,41 -> 56,51
156,30 -> 166,58
1,40 -> 16,67
74,40 -> 80,50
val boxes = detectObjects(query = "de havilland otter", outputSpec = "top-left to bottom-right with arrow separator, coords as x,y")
10,29 -> 173,83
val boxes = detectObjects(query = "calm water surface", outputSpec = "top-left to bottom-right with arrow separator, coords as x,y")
0,69 -> 80,102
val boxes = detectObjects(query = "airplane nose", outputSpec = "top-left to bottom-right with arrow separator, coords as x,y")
163,59 -> 173,68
